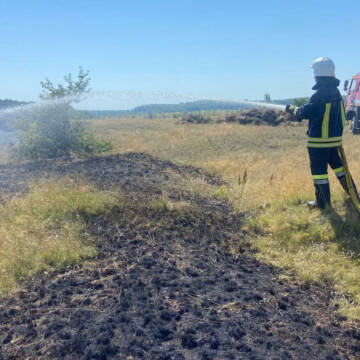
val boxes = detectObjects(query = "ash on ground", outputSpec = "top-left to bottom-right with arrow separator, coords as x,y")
0,153 -> 359,360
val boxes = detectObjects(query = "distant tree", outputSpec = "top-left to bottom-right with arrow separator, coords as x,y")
13,68 -> 112,160
293,97 -> 309,107
264,93 -> 272,103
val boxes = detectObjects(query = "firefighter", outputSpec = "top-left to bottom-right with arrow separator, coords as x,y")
286,57 -> 358,209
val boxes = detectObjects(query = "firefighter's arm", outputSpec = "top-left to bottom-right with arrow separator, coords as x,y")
285,104 -> 302,121
285,94 -> 318,121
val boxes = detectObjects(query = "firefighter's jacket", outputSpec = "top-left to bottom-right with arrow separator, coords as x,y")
295,77 -> 346,148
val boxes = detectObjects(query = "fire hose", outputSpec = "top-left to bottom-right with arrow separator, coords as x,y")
339,145 -> 360,214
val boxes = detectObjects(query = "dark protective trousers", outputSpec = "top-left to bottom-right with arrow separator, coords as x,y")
307,147 -> 345,208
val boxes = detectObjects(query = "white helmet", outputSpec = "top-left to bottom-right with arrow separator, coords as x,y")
311,57 -> 335,77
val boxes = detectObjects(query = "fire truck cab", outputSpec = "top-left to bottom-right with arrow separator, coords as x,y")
344,73 -> 360,134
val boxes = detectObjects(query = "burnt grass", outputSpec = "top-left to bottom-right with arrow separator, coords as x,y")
0,153 -> 360,359
180,109 -> 299,126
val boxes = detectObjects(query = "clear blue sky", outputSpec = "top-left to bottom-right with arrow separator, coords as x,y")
0,0 -> 359,109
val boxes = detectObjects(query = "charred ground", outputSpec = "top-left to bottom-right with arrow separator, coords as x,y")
0,153 -> 359,359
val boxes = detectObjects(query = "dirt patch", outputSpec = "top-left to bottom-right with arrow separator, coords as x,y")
0,154 -> 359,359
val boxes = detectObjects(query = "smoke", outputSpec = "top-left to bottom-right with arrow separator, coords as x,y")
0,95 -> 81,123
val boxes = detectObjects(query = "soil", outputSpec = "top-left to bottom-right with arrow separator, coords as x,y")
0,153 -> 359,359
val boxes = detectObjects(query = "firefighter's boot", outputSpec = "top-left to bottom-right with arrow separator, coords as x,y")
307,183 -> 331,209
338,175 -> 360,200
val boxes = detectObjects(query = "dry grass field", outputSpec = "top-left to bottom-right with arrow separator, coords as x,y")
88,114 -> 360,209
1,112 -> 360,320
2,112 -> 360,358
87,113 -> 360,319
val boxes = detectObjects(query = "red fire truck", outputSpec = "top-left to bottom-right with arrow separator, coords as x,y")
344,74 -> 360,134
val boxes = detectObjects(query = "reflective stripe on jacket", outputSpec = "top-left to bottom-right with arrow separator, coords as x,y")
295,77 -> 346,148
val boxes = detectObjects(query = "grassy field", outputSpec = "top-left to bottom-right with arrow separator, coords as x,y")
0,180 -> 117,294
88,115 -> 359,208
88,114 -> 360,319
2,112 -> 360,319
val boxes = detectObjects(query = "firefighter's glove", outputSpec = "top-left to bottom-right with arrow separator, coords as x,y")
285,104 -> 299,117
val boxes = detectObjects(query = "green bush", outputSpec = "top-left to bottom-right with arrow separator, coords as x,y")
13,68 -> 112,160
14,104 -> 112,159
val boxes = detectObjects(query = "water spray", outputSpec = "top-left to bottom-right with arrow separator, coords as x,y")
0,95 -> 81,122
0,90 -> 285,123
237,100 -> 285,110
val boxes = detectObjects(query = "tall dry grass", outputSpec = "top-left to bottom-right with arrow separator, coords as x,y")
90,115 -> 360,210
0,180 -> 116,294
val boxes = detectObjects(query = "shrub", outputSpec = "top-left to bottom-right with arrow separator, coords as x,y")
13,68 -> 112,160
14,104 -> 112,159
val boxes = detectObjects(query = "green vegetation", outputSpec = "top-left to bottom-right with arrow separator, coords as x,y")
0,181 -> 117,294
39,66 -> 91,100
14,104 -> 112,159
13,68 -> 112,160
247,196 -> 360,319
